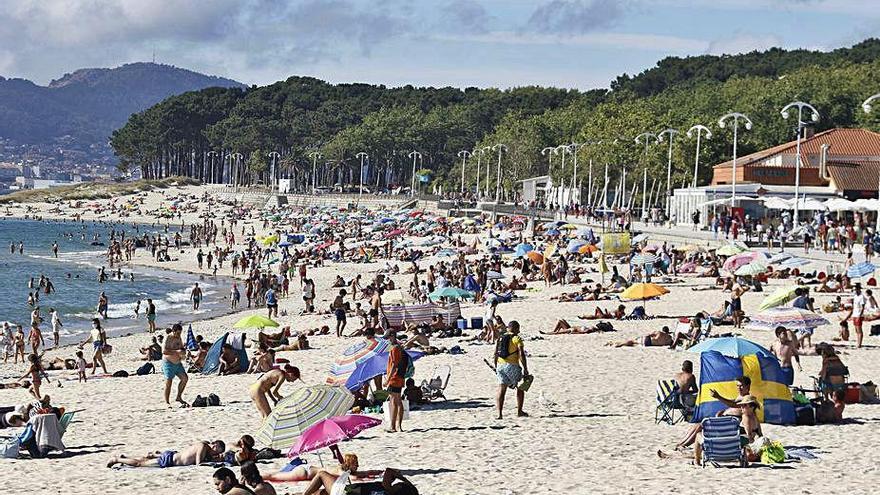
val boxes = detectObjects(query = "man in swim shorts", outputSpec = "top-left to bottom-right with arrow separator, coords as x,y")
107,440 -> 225,468
162,323 -> 189,405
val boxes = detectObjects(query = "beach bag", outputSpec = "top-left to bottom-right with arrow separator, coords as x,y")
192,395 -> 208,408
0,438 -> 19,459
112,370 -> 129,378
394,346 -> 414,379
207,394 -> 221,407
596,321 -> 614,332
760,441 -> 786,464
495,333 -> 517,359
382,398 -> 410,423
136,362 -> 154,376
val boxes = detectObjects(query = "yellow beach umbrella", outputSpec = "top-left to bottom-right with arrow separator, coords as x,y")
233,314 -> 279,329
620,282 -> 670,301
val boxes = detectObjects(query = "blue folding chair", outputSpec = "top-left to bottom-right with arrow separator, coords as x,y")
700,416 -> 746,467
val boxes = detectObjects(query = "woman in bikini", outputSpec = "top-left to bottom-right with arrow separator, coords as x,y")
78,318 -> 109,375
249,364 -> 301,418
19,353 -> 48,399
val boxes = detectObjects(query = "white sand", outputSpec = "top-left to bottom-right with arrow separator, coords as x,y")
2,186 -> 880,494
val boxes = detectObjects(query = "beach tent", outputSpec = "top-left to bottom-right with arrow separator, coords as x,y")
692,350 -> 795,425
463,274 -> 480,292
202,332 -> 249,375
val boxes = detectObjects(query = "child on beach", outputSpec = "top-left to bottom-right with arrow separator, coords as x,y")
14,325 -> 26,363
76,350 -> 88,383
20,353 -> 48,399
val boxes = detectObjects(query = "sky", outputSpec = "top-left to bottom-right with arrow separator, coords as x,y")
1,0 -> 879,90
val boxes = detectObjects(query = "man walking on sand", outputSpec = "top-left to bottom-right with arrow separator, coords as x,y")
162,323 -> 189,406
494,320 -> 529,419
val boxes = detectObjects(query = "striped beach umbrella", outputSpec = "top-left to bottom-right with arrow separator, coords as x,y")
717,244 -> 747,256
256,385 -> 355,449
326,338 -> 390,387
734,261 -> 768,277
631,253 -> 659,266
748,307 -> 830,331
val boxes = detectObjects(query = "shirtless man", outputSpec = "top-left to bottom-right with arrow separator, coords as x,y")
219,344 -> 242,375
369,288 -> 385,328
332,289 -> 347,337
162,323 -> 189,405
249,364 -> 301,418
541,319 -> 613,335
674,360 -> 698,395
608,326 -> 673,347
191,282 -> 203,311
770,326 -> 801,386
107,440 -> 225,469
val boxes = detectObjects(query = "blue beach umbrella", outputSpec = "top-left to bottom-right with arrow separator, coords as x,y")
515,243 -> 534,257
687,336 -> 772,358
344,351 -> 425,391
567,239 -> 588,253
847,261 -> 876,279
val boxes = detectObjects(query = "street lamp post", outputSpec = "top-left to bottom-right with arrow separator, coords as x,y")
862,93 -> 880,231
686,125 -> 712,187
457,150 -> 472,194
474,148 -> 484,198
482,145 -> 493,197
268,151 -> 280,191
408,150 -> 422,197
492,143 -> 507,203
226,152 -> 243,190
781,101 -> 821,221
541,146 -> 557,205
308,150 -> 322,193
554,145 -> 570,206
718,113 -> 754,207
356,152 -> 368,203
635,133 -> 657,221
657,128 -> 680,218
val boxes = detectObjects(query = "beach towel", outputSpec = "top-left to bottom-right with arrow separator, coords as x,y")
30,414 -> 64,453
382,302 -> 461,328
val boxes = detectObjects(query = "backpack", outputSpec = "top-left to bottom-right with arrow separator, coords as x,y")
192,395 -> 208,407
112,370 -> 129,378
495,333 -> 518,359
136,362 -> 155,376
207,393 -> 221,407
394,346 -> 414,379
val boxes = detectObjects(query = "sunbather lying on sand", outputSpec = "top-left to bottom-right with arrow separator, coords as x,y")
107,440 -> 225,468
579,304 -> 626,320
606,326 -> 673,347
541,319 -> 614,335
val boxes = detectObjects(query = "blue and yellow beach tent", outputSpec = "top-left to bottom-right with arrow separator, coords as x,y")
692,350 -> 795,425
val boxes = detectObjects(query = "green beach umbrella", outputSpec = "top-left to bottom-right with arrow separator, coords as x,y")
734,261 -> 767,277
758,286 -> 801,311
717,244 -> 747,256
233,314 -> 279,329
428,287 -> 474,301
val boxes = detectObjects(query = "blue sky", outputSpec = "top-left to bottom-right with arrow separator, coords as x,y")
1,0 -> 878,89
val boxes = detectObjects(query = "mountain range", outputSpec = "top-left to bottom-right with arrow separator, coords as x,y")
0,62 -> 244,162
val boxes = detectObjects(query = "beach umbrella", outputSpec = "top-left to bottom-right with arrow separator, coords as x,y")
619,282 -> 669,301
631,233 -> 649,244
546,228 -> 561,237
758,286 -> 801,311
734,261 -> 768,277
579,244 -> 599,254
768,252 -> 792,264
526,251 -> 544,264
428,287 -> 474,301
256,385 -> 355,449
326,338 -> 391,387
680,244 -> 704,253
717,244 -> 747,256
344,350 -> 425,391
560,224 -> 577,230
722,252 -> 759,272
575,227 -> 593,238
463,275 -> 480,292
687,336 -> 772,358
487,270 -> 505,280
631,253 -> 659,265
515,243 -> 534,257
847,261 -> 876,279
567,239 -> 588,253
541,221 -> 557,229
233,315 -> 279,329
288,415 -> 382,458
748,307 -> 830,332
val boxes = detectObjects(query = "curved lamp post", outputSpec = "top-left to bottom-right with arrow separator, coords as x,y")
781,101 -> 820,221
718,113 -> 753,206
457,150 -> 472,193
686,124 -> 712,188
492,143 -> 507,203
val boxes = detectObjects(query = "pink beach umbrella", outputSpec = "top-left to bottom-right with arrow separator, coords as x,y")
722,252 -> 760,273
287,414 -> 382,458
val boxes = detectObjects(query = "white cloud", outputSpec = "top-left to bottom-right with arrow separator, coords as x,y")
433,31 -> 706,53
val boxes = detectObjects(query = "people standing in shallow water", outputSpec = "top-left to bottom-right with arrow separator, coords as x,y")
97,291 -> 109,319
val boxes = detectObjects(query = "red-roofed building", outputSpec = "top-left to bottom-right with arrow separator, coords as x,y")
711,128 -> 880,198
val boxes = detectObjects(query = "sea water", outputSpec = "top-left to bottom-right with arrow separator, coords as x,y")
0,217 -> 234,346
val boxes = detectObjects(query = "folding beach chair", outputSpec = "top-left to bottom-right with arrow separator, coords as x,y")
58,411 -> 76,438
420,365 -> 451,401
655,380 -> 685,425
687,318 -> 713,348
700,416 -> 746,467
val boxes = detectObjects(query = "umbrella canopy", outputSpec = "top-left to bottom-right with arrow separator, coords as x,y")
619,283 -> 669,301
428,287 -> 474,301
546,228 -> 561,237
722,252 -> 759,272
734,261 -> 768,277
344,351 -> 424,391
326,338 -> 390,387
847,261 -> 876,279
758,286 -> 800,311
567,239 -> 588,253
288,415 -> 382,458
631,233 -> 649,244
579,244 -> 599,254
256,385 -> 355,449
687,336 -> 772,358
526,251 -> 544,264
631,253 -> 659,265
748,307 -> 830,331
487,270 -> 505,280
717,244 -> 747,256
514,243 -> 534,257
233,315 -> 279,329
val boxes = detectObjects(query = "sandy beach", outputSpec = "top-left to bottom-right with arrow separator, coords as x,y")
2,185 -> 880,495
